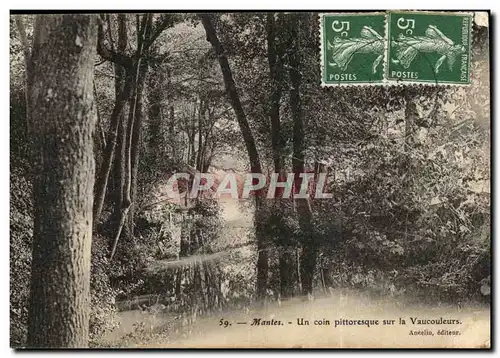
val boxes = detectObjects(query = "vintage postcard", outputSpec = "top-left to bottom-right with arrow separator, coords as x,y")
10,10 -> 490,349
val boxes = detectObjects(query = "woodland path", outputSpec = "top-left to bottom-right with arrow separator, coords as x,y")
102,290 -> 490,348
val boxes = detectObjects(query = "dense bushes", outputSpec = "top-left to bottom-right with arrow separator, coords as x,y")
89,236 -> 119,343
10,167 -> 33,347
10,169 -> 122,346
317,107 -> 490,303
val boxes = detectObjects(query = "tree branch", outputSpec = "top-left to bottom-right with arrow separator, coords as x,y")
142,14 -> 175,52
97,18 -> 133,68
199,13 -> 262,175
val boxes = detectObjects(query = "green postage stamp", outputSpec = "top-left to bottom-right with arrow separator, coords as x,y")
321,13 -> 386,85
320,11 -> 473,86
387,12 -> 472,84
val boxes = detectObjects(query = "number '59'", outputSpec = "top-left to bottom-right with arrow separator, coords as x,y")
219,318 -> 230,327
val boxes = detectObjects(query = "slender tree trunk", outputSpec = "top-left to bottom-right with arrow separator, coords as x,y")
116,78 -> 137,242
93,74 -> 133,226
404,89 -> 418,147
169,105 -> 176,159
196,97 -> 205,171
200,106 -> 216,173
92,81 -> 107,157
109,15 -> 129,233
188,101 -> 197,167
128,65 -> 148,236
200,14 -> 268,301
267,13 -> 284,177
109,15 -> 152,259
109,83 -> 128,232
288,14 -> 317,297
94,14 -> 133,228
27,14 -> 97,348
147,69 -> 165,155
164,67 -> 178,160
109,93 -> 128,232
267,13 -> 294,299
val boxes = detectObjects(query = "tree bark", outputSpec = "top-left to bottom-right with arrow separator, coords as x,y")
27,14 -> 97,348
267,13 -> 294,299
128,64 -> 148,237
147,69 -> 165,155
288,13 -> 317,297
109,85 -> 129,233
200,14 -> 268,301
109,14 -> 130,233
266,13 -> 284,176
14,16 -> 33,137
200,15 -> 262,175
126,14 -> 153,238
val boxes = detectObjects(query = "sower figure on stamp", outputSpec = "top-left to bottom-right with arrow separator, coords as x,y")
328,25 -> 384,74
391,25 -> 466,74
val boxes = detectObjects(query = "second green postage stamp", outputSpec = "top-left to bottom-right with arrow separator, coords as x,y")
321,13 -> 386,85
387,11 -> 473,84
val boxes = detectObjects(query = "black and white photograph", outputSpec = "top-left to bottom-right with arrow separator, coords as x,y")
8,10 -> 491,349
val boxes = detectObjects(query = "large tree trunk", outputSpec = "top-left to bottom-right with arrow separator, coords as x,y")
26,14 -> 97,348
200,14 -> 269,301
288,13 -> 317,297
